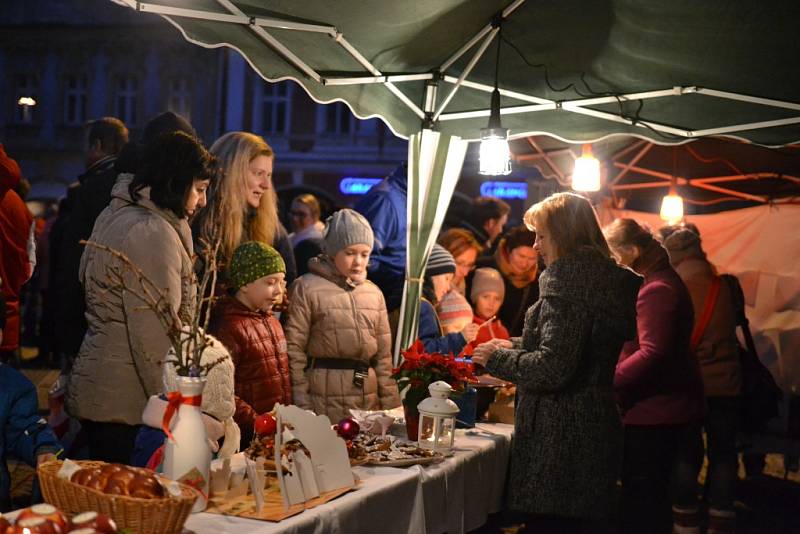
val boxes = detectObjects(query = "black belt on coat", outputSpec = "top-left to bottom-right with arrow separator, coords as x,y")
307,356 -> 378,388
307,357 -> 377,370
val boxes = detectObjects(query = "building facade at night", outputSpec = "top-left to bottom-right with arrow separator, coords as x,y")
1,0 -> 548,219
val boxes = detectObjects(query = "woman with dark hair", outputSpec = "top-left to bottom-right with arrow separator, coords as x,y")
66,131 -> 216,463
468,225 -> 540,337
605,218 -> 706,534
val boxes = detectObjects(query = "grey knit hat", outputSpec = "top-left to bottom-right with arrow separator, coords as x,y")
663,228 -> 705,265
471,267 -> 506,303
323,208 -> 374,255
426,244 -> 456,276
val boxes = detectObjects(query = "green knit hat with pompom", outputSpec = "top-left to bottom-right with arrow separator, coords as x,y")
227,241 -> 285,289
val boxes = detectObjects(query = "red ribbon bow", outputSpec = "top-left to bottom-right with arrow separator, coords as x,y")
162,391 -> 202,444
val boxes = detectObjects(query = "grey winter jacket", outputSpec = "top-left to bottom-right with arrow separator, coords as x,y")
66,174 -> 196,426
486,248 -> 641,519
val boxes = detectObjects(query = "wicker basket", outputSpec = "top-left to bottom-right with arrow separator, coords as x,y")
37,460 -> 196,534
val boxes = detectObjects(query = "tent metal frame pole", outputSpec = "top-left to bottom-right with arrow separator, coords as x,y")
442,75 -> 553,105
323,74 -> 434,85
433,28 -> 499,121
134,1 -> 338,35
333,34 -> 426,119
692,173 -> 792,183
611,139 -> 649,161
563,105 -> 692,137
526,138 -> 568,183
612,182 -> 676,190
562,87 -> 689,108
424,81 -> 438,115
439,102 -> 555,121
439,0 -> 527,72
215,0 -> 322,83
690,117 -> 800,137
611,142 -> 653,186
695,88 -> 800,112
612,162 -> 675,180
515,148 -> 574,161
690,182 -> 767,202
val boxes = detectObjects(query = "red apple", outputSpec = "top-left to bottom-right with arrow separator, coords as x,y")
16,504 -> 67,532
254,413 -> 277,435
0,513 -> 10,533
69,511 -> 118,533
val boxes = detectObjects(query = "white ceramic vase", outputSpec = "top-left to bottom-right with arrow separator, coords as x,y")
163,376 -> 212,513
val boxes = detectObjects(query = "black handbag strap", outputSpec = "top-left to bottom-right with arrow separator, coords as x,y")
720,274 -> 759,358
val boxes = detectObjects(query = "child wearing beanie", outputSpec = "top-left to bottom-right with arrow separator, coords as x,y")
284,209 -> 400,424
468,267 -> 510,350
419,244 -> 479,355
437,289 -> 474,334
208,241 -> 292,448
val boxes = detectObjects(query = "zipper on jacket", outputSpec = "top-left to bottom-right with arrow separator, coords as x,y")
347,288 -> 367,402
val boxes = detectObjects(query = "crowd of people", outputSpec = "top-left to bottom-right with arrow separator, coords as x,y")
0,111 -> 750,534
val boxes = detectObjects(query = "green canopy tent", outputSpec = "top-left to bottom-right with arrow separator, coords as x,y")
111,0 -> 800,358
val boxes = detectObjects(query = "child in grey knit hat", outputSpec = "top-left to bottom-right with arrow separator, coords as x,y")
283,209 -> 400,423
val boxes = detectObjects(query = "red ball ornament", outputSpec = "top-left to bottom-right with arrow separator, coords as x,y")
254,413 -> 277,436
336,417 -> 360,440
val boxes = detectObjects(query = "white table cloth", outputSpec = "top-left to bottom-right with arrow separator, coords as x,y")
182,423 -> 514,534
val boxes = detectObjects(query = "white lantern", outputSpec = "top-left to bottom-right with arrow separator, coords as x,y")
417,381 -> 459,454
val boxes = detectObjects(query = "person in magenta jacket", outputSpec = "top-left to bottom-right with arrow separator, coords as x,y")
605,218 -> 705,534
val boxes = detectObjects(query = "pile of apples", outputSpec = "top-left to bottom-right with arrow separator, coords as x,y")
0,504 -> 118,533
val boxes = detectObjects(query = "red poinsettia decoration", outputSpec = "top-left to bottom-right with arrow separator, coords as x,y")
391,340 -> 477,410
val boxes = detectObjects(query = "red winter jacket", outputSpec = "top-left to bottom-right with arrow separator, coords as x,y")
209,297 -> 292,434
0,144 -> 33,352
464,314 -> 511,355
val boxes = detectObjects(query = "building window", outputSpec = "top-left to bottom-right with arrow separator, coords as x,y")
324,102 -> 353,135
64,74 -> 88,125
168,78 -> 192,122
14,73 -> 39,124
261,82 -> 290,135
115,76 -> 138,125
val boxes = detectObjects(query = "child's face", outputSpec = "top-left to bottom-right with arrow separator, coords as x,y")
475,291 -> 502,319
333,244 -> 371,282
239,272 -> 286,312
431,272 -> 453,303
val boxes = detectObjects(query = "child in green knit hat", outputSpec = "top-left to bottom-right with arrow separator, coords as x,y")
209,241 -> 292,448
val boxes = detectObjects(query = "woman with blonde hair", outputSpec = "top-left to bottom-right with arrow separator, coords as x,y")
193,131 -> 296,288
472,192 -> 640,532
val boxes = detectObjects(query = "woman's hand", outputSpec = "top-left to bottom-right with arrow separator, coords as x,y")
471,338 -> 512,367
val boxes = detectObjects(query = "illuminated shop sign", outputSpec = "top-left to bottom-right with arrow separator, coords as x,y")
479,181 -> 528,199
339,177 -> 382,195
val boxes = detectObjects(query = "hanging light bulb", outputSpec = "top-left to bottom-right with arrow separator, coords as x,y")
479,89 -> 511,175
571,144 -> 601,191
479,23 -> 511,176
660,181 -> 684,224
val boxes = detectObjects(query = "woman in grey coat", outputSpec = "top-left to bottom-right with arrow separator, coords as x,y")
473,193 -> 640,532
